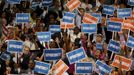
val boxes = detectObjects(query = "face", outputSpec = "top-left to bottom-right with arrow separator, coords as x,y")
96,36 -> 102,43
23,46 -> 30,54
28,60 -> 35,69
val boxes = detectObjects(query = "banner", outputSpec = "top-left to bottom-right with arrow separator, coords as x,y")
51,59 -> 69,75
128,0 -> 134,6
107,22 -> 122,32
82,13 -> 98,24
96,60 -> 112,74
81,24 -> 97,34
103,5 -> 115,15
44,48 -> 62,61
42,0 -> 53,7
37,32 -> 51,42
96,43 -> 103,50
7,0 -> 21,4
34,61 -> 51,74
7,40 -> 23,53
91,13 -> 102,23
75,62 -> 93,74
126,36 -> 134,49
66,0 -> 81,12
117,8 -> 132,18
16,13 -> 30,23
49,25 -> 61,34
111,55 -> 132,71
108,39 -> 120,53
66,47 -> 86,64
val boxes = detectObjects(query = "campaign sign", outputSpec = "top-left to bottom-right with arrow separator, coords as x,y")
44,48 -> 62,61
82,13 -> 98,24
49,25 -> 61,34
111,55 -> 132,71
37,32 -> 51,42
81,24 -> 97,34
31,2 -> 40,10
7,40 -> 23,53
128,0 -> 134,6
34,61 -> 51,74
66,47 -> 86,64
52,59 -> 69,75
126,36 -> 134,49
117,8 -> 132,18
42,0 -> 53,7
96,43 -> 103,50
62,12 -> 75,24
16,13 -> 30,23
7,0 -> 21,4
103,5 -> 115,15
107,22 -> 122,32
75,62 -> 93,74
0,52 -> 11,61
108,39 -> 120,53
66,0 -> 81,12
96,60 -> 112,74
91,13 -> 102,23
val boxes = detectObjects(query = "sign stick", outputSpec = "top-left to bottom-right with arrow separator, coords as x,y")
110,52 -> 114,60
130,48 -> 133,57
128,29 -> 130,38
105,15 -> 108,26
112,32 -> 114,40
47,42 -> 50,49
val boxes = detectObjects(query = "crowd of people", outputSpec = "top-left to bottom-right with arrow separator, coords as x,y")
0,0 -> 134,75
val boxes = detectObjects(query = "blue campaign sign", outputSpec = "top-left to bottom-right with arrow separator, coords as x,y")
62,12 -> 75,23
66,47 -> 87,64
82,24 -> 97,34
108,39 -> 120,53
7,40 -> 23,53
34,61 -> 51,75
31,2 -> 40,10
128,0 -> 134,6
107,22 -> 122,32
96,60 -> 112,74
49,25 -> 61,34
16,13 -> 30,23
91,13 -> 102,23
126,36 -> 134,49
7,0 -> 21,4
96,43 -> 103,50
0,52 -> 11,61
103,5 -> 115,15
37,32 -> 51,42
117,8 -> 132,18
44,48 -> 62,61
42,0 -> 53,7
75,62 -> 93,74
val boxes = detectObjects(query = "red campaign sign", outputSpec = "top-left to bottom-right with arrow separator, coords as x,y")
66,0 -> 81,12
60,20 -> 75,29
51,60 -> 69,75
111,55 -> 132,71
82,13 -> 98,24
122,20 -> 134,30
110,17 -> 123,23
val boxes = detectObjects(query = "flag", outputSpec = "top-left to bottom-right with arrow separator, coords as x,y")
66,0 -> 81,12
